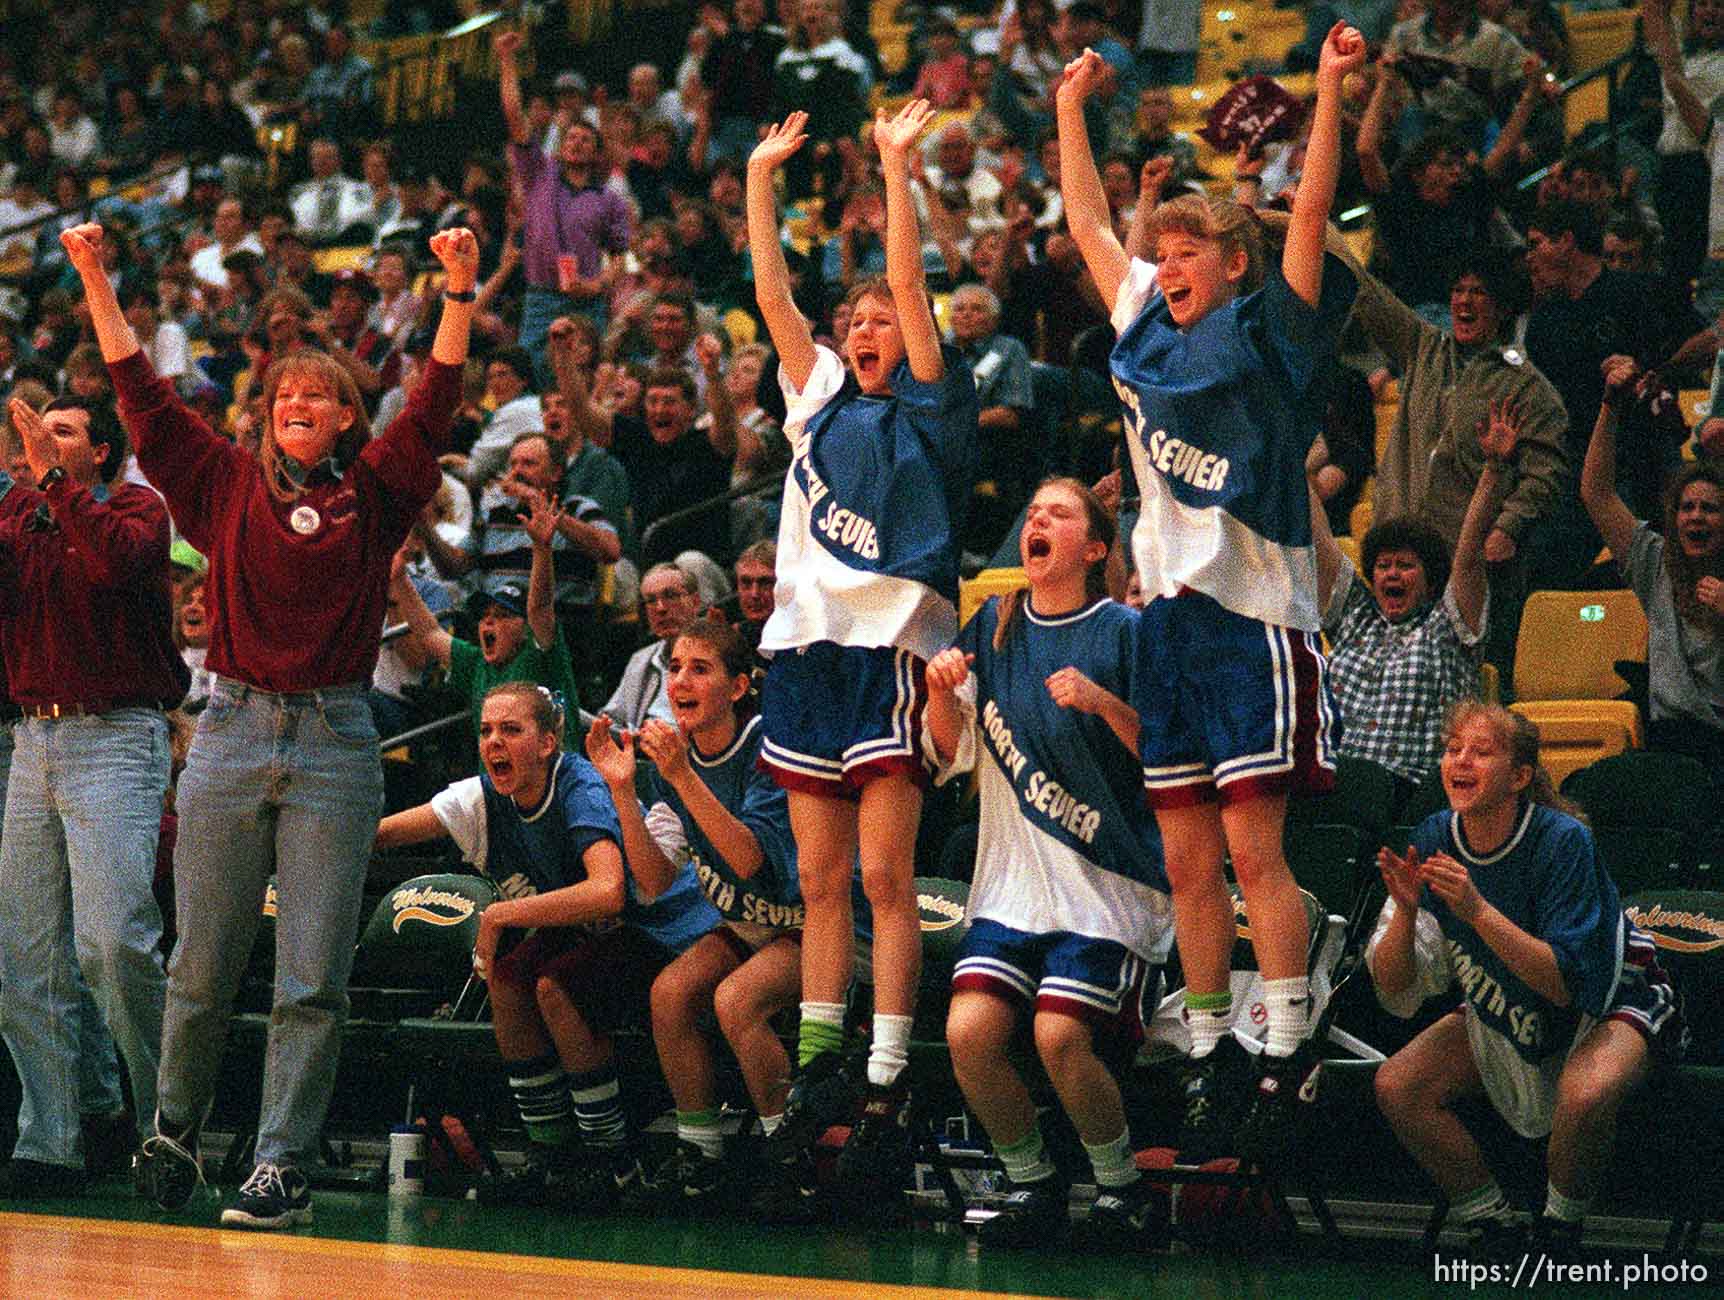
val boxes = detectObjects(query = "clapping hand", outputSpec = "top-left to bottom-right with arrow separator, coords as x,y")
1376,844 -> 1424,910
925,647 -> 974,692
583,713 -> 637,787
638,717 -> 693,782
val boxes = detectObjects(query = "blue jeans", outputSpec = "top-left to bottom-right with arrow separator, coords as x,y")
0,709 -> 170,1167
157,679 -> 383,1168
520,285 -> 609,389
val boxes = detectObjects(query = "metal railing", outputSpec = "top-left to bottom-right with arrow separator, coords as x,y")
637,472 -> 781,559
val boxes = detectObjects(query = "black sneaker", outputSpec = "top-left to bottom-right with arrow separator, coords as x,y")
220,1162 -> 312,1230
777,1051 -> 860,1151
564,1145 -> 645,1214
1070,1175 -> 1171,1252
82,1110 -> 136,1179
976,1176 -> 1068,1247
1529,1213 -> 1584,1263
625,1141 -> 727,1214
1176,1034 -> 1250,1162
1235,1043 -> 1323,1165
476,1143 -> 588,1208
834,1079 -> 913,1188
0,1157 -> 89,1199
750,1140 -> 826,1225
133,1121 -> 206,1212
1464,1214 -> 1527,1265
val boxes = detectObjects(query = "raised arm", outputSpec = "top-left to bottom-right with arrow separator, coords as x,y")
1128,156 -> 1173,261
1308,478 -> 1346,615
747,113 -> 818,391
386,546 -> 454,667
875,98 -> 944,383
1356,57 -> 1403,196
1450,406 -> 1510,635
494,28 -> 530,147
1055,49 -> 1130,311
1285,24 -> 1367,307
427,228 -> 478,368
695,332 -> 738,457
1644,0 -> 1712,146
61,225 -> 141,364
552,320 -> 618,446
1480,58 -> 1549,181
1579,354 -> 1642,562
521,490 -> 560,651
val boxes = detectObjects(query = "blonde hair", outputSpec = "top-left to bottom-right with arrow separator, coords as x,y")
1144,193 -> 1268,294
1442,700 -> 1581,818
257,350 -> 372,503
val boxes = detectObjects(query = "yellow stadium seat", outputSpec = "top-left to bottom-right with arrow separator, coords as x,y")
1336,534 -> 1361,571
931,292 -> 953,336
1479,661 -> 1499,705
960,567 -> 1028,627
1564,75 -> 1610,141
1565,5 -> 1640,74
1682,389 -> 1711,424
314,246 -> 373,273
1341,225 -> 1375,269
1509,702 -> 1641,789
1512,589 -> 1648,702
1373,392 -> 1399,462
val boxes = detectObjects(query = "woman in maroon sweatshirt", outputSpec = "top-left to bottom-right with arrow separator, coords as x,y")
63,221 -> 478,1230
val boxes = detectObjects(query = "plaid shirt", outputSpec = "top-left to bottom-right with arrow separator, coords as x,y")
1323,569 -> 1485,781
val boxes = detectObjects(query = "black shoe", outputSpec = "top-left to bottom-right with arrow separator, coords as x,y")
564,1145 -> 645,1214
220,1162 -> 313,1230
476,1143 -> 588,1208
0,1157 -> 89,1199
82,1110 -> 136,1179
1176,1035 -> 1250,1162
1464,1214 -> 1527,1266
750,1140 -> 825,1225
1070,1174 -> 1171,1253
778,1051 -> 861,1152
133,1120 -> 205,1212
1529,1213 -> 1584,1263
625,1141 -> 727,1214
1234,1043 -> 1323,1165
976,1176 -> 1068,1247
834,1079 -> 913,1188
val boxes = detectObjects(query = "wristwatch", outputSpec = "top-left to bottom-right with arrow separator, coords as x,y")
35,466 -> 65,492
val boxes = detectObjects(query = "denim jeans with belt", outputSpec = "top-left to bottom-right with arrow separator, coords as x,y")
157,678 -> 383,1169
0,708 -> 170,1167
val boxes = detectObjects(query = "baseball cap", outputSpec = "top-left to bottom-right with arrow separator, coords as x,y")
472,578 -> 528,619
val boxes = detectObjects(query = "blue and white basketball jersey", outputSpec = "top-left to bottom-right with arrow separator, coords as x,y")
644,715 -> 803,930
1368,801 -> 1627,1136
1109,254 -> 1356,632
930,596 -> 1173,963
432,752 -> 719,949
761,343 -> 979,661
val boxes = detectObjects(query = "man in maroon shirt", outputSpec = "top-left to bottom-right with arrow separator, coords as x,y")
0,393 -> 186,1198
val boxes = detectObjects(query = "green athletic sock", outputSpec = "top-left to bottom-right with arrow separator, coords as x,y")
1184,990 -> 1233,1059
797,1001 -> 846,1068
996,1124 -> 1055,1185
506,1053 -> 575,1148
676,1108 -> 725,1160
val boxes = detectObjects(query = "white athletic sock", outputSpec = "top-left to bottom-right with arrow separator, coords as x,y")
1453,1181 -> 1510,1224
995,1125 -> 1055,1185
1083,1130 -> 1139,1189
1544,1182 -> 1589,1224
676,1109 -> 725,1160
1261,976 -> 1311,1058
866,1013 -> 913,1087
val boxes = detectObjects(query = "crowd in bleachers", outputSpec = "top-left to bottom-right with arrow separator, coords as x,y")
0,0 -> 1720,1264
